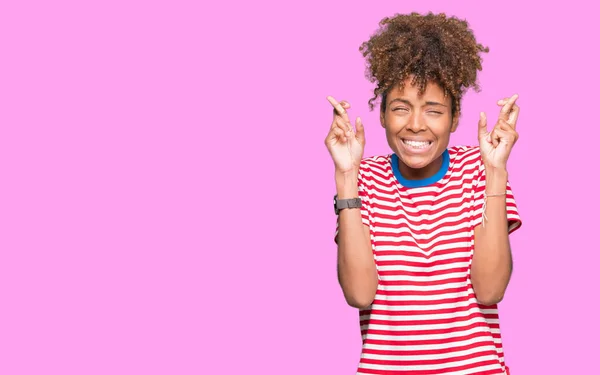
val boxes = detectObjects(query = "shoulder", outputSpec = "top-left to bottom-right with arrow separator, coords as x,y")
357,154 -> 392,190
359,154 -> 391,174
449,145 -> 481,160
448,145 -> 483,170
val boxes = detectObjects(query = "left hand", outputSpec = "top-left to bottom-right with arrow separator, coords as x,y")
478,94 -> 520,170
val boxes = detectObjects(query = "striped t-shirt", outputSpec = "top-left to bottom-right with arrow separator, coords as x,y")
335,145 -> 521,375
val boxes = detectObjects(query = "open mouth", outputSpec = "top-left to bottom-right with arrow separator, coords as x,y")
402,139 -> 433,149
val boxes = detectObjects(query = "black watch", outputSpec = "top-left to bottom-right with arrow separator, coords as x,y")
333,195 -> 362,215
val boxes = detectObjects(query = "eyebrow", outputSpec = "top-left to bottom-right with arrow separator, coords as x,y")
388,98 -> 448,107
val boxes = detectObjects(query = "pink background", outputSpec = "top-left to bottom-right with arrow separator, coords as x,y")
1,1 -> 598,374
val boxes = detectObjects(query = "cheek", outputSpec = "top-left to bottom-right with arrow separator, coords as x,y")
384,117 -> 405,132
434,130 -> 452,146
384,127 -> 401,149
430,119 -> 454,139
385,125 -> 402,141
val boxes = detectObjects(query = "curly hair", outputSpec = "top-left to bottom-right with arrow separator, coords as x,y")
359,12 -> 489,116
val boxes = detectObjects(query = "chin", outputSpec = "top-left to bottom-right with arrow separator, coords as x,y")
398,154 -> 433,170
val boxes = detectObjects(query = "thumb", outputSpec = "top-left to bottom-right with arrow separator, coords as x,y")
355,117 -> 366,146
478,112 -> 488,140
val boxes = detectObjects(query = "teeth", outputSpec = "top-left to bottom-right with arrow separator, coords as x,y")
404,140 -> 431,149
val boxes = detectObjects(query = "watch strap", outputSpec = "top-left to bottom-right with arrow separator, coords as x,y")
334,195 -> 362,215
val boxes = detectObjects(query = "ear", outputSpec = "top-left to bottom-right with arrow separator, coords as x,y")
450,112 -> 459,133
380,110 -> 386,128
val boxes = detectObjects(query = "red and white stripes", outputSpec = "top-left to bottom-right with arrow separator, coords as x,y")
335,146 -> 521,374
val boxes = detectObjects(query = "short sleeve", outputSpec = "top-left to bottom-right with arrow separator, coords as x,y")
334,162 -> 373,244
472,160 -> 522,234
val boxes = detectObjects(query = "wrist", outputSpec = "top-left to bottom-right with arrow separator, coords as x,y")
335,169 -> 359,199
484,167 -> 508,193
483,163 -> 507,175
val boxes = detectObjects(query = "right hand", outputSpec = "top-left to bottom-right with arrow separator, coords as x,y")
324,96 -> 365,175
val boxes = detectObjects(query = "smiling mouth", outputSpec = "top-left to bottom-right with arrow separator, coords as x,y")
402,139 -> 432,149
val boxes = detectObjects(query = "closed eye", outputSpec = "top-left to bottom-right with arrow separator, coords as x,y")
392,107 -> 409,112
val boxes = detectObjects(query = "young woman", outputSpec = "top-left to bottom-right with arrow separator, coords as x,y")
325,12 -> 522,375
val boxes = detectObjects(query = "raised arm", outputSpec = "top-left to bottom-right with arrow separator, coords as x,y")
325,96 -> 378,308
472,94 -> 520,305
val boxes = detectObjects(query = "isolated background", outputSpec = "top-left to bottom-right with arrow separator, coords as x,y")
1,1 -> 598,374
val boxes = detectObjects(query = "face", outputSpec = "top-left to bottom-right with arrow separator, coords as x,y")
380,77 -> 459,179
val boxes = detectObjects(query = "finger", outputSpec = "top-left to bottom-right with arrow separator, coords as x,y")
337,101 -> 351,117
498,120 -> 519,143
327,96 -> 351,127
338,101 -> 352,128
495,122 -> 519,144
499,94 -> 519,122
490,128 -> 500,148
331,109 -> 351,131
493,127 -> 514,146
326,127 -> 347,145
497,120 -> 511,131
327,96 -> 344,114
355,116 -> 365,146
496,94 -> 518,106
498,119 -> 516,131
490,121 -> 513,147
478,112 -> 488,140
334,127 -> 347,143
507,103 -> 520,129
335,117 -> 351,134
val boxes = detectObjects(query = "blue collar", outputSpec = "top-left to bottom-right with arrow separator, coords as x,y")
391,149 -> 450,188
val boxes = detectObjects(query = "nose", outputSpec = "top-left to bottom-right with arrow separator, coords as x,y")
405,112 -> 426,132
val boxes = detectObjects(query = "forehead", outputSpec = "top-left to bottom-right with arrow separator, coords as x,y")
387,78 -> 448,103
